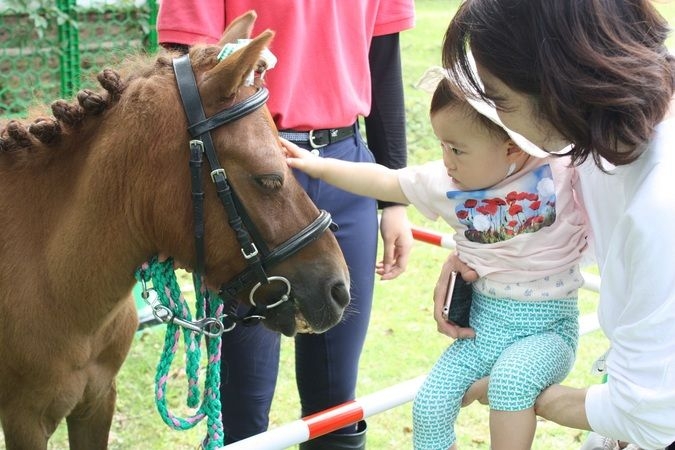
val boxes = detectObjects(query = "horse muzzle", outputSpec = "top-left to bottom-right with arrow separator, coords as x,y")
259,275 -> 350,337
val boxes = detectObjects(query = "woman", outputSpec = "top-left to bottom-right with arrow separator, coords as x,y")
436,1 -> 675,449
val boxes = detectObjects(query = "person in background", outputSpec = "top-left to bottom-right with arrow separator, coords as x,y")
156,2 -> 414,448
440,1 -> 675,449
285,67 -> 588,450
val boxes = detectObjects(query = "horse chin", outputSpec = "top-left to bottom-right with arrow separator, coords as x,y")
261,301 -> 301,337
260,301 -> 332,337
294,314 -> 315,334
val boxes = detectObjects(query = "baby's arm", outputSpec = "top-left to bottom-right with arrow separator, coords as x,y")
283,138 -> 409,204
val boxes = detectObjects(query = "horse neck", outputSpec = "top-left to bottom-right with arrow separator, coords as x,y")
38,124 -> 162,324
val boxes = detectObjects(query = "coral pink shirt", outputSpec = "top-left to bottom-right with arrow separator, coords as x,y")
157,0 -> 415,130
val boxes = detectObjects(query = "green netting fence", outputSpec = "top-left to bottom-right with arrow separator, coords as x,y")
0,0 -> 158,118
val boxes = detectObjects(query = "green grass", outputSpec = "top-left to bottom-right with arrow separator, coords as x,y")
3,1 -> 675,449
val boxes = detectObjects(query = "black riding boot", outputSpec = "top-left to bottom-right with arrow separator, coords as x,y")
299,421 -> 367,450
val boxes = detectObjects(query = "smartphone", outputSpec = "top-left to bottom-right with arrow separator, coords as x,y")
441,271 -> 473,328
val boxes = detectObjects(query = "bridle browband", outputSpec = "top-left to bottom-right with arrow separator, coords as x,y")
172,53 -> 335,328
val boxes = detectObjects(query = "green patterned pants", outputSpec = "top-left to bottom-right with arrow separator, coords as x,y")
412,292 -> 579,450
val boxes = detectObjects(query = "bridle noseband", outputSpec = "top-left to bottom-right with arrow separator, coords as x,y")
172,53 -> 335,328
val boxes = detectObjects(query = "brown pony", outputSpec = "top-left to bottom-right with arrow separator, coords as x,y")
0,12 -> 349,450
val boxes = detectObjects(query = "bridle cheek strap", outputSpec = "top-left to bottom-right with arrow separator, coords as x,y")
173,53 -> 336,316
174,53 -> 269,290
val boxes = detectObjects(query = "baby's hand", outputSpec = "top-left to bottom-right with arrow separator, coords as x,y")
281,137 -> 323,178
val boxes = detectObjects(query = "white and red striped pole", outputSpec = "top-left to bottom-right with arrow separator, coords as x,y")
411,226 -> 455,249
222,376 -> 426,449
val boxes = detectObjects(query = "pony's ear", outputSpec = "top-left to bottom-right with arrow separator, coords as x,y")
200,30 -> 274,104
218,10 -> 257,45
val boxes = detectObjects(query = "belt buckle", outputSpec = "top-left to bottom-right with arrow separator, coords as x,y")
308,129 -> 328,149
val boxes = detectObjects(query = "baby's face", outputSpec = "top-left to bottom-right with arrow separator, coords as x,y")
431,104 -> 512,191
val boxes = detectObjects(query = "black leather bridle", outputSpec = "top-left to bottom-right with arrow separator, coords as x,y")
172,53 -> 335,328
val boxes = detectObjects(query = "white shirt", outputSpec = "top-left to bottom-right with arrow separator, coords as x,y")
581,117 -> 675,449
397,156 -> 588,300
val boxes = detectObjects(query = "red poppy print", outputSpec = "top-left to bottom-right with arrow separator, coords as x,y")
448,165 -> 557,244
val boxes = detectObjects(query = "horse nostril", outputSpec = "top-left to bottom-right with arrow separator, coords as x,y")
330,281 -> 350,308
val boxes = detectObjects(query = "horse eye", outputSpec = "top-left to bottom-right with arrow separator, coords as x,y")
255,174 -> 283,191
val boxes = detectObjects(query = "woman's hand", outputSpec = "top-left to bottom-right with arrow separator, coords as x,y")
377,205 -> 413,280
434,253 -> 478,339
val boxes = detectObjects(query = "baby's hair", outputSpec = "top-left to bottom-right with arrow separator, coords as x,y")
431,77 -> 510,143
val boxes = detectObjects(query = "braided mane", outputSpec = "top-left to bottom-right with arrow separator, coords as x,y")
0,52 -> 180,165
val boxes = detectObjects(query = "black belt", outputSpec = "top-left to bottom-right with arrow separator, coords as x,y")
278,125 -> 355,149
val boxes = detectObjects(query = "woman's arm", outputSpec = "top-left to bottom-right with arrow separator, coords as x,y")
534,385 -> 590,430
365,33 -> 414,280
364,33 -> 407,188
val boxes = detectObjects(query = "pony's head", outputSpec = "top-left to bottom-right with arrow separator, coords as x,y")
160,12 -> 350,336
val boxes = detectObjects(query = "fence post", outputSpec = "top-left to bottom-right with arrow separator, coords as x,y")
56,0 -> 79,99
146,0 -> 159,53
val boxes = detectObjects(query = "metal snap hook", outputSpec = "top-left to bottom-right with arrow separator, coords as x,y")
152,304 -> 173,323
218,314 -> 238,333
248,276 -> 291,309
199,317 -> 226,338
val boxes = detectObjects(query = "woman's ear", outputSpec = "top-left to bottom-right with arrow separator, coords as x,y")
505,139 -> 523,157
504,141 -> 524,177
504,140 -> 530,177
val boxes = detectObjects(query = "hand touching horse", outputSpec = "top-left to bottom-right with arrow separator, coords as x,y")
0,12 -> 349,450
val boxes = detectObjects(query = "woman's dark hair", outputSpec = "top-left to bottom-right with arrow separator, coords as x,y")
431,77 -> 509,141
443,0 -> 674,167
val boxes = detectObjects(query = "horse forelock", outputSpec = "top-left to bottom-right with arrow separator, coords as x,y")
0,52 -> 177,167
187,45 -> 221,71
